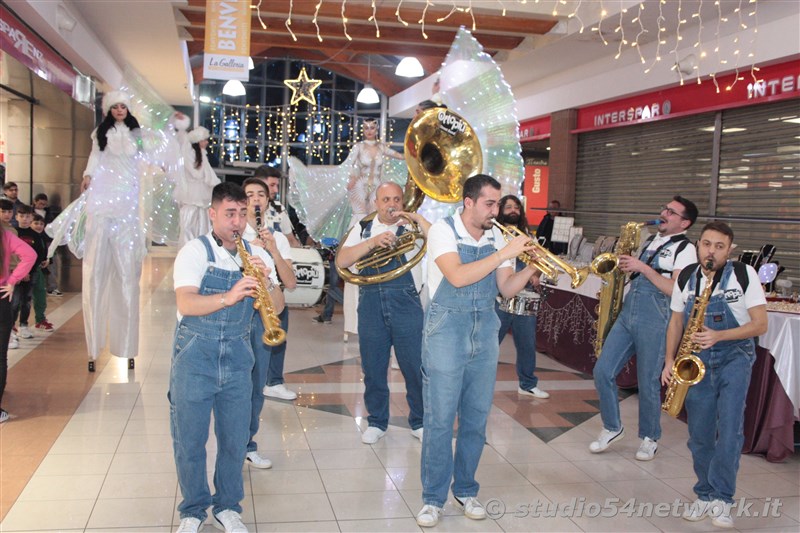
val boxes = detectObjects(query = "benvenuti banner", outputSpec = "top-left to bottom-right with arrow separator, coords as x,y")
203,0 -> 251,81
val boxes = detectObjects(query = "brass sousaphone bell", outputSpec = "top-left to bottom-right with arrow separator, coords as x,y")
337,108 -> 482,285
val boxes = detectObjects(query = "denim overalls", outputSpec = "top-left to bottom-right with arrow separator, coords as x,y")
169,236 -> 255,521
421,216 -> 501,508
594,239 -> 683,441
357,220 -> 424,431
496,259 -> 540,391
684,261 -> 756,504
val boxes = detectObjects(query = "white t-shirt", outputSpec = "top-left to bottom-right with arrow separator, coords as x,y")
174,232 -> 279,320
671,262 -> 766,327
426,208 -> 512,298
642,231 -> 697,277
242,223 -> 293,262
342,217 -> 424,291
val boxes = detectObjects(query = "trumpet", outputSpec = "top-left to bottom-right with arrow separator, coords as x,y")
491,219 -> 589,289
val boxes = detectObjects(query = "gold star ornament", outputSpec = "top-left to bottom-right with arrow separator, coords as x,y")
283,67 -> 322,106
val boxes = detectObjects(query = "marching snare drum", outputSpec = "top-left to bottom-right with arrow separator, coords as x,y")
497,289 -> 541,316
285,247 -> 325,307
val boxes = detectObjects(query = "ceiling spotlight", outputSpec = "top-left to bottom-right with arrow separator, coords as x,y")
248,57 -> 255,70
198,95 -> 212,103
395,57 -> 424,77
222,79 -> 246,96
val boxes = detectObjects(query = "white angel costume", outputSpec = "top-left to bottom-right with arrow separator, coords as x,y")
175,126 -> 219,247
47,90 -> 182,363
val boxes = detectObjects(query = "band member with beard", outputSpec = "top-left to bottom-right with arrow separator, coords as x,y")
416,175 -> 541,528
495,195 -> 549,399
663,221 -> 767,529
590,196 -> 698,461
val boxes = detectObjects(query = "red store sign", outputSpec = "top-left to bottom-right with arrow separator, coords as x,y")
519,115 -> 551,142
0,4 -> 77,96
574,59 -> 800,133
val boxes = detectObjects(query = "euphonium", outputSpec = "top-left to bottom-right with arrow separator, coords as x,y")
234,232 -> 286,346
662,263 -> 712,418
491,220 -> 589,289
590,220 -> 660,358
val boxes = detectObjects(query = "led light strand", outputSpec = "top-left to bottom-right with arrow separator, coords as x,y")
313,0 -> 323,41
671,0 -> 686,85
395,0 -> 409,26
631,2 -> 647,64
368,0 -> 381,37
251,0 -> 268,30
644,0 -> 666,74
749,0 -> 760,84
693,0 -> 704,84
614,2 -> 627,60
341,0 -> 352,41
285,0 -> 297,41
568,0 -> 584,34
725,0 -> 744,92
594,2 -> 608,46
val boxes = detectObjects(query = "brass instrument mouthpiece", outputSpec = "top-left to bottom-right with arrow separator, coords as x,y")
705,259 -> 714,270
644,219 -> 661,226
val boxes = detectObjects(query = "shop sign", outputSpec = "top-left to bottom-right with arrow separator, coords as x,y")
203,0 -> 251,81
520,116 -> 551,141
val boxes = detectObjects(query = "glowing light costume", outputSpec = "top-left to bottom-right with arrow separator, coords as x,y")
175,126 -> 219,248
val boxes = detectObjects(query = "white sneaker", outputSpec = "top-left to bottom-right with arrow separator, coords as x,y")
8,337 -> 19,349
262,384 -> 297,400
589,427 -> 624,453
176,516 -> 202,533
246,451 -> 272,469
416,505 -> 443,527
709,499 -> 734,528
455,496 -> 487,520
518,386 -> 550,399
0,409 -> 9,424
411,427 -> 424,442
682,499 -> 711,521
213,509 -> 248,533
361,426 -> 386,444
635,437 -> 658,461
18,326 -> 33,339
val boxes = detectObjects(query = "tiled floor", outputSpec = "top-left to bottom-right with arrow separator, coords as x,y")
0,250 -> 798,532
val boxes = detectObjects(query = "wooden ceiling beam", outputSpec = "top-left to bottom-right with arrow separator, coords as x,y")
182,0 -> 556,35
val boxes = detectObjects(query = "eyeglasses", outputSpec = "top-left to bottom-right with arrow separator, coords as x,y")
660,205 -> 687,220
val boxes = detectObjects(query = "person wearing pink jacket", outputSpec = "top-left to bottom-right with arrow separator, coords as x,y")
0,226 -> 36,423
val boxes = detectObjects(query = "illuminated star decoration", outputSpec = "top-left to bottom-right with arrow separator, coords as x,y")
283,67 -> 322,106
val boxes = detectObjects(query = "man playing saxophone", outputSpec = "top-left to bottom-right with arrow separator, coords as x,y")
662,221 -> 766,529
336,182 -> 431,445
170,182 -> 283,533
591,196 -> 698,461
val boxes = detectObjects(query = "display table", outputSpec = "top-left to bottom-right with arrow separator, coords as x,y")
536,274 -> 798,462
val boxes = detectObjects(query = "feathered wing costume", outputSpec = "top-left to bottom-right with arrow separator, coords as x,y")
46,87 -> 182,362
288,27 -> 524,240
175,126 -> 220,247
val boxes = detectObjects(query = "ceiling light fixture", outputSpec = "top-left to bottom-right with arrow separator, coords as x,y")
357,57 -> 380,104
395,57 -> 424,77
248,57 -> 255,70
222,80 -> 246,96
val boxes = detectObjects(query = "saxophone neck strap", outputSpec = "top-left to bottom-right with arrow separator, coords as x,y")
694,265 -> 724,300
631,234 -> 688,281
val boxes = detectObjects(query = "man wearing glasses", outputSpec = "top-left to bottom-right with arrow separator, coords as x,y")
590,196 -> 698,461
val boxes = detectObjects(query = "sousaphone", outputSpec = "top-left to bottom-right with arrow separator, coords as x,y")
337,108 -> 482,285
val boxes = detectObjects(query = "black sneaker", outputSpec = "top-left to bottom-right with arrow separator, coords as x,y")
312,315 -> 331,324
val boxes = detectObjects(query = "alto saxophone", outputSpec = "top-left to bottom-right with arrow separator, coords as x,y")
590,220 -> 660,358
234,232 -> 286,346
661,263 -> 713,418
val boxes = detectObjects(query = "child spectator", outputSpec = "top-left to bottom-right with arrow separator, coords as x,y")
1,200 -> 19,349
30,214 -> 53,331
13,205 -> 47,338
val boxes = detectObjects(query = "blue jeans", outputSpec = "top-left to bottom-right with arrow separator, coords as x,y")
685,343 -> 754,504
265,307 -> 288,387
358,284 -> 424,431
422,303 -> 500,507
496,303 -> 538,390
248,315 -> 271,452
169,325 -> 253,521
593,280 -> 670,440
322,256 -> 343,320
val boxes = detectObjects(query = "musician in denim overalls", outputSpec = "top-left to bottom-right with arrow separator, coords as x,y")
416,175 -> 542,528
591,196 -> 698,461
170,183 -> 283,533
337,182 -> 431,445
664,222 -> 767,529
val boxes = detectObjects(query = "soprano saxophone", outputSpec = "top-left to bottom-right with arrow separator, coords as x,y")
234,232 -> 286,346
661,263 -> 713,418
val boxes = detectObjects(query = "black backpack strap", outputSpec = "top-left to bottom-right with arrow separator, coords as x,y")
677,262 -> 699,292
732,261 -> 750,293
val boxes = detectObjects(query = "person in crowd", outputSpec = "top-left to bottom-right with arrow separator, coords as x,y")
26,213 -> 53,332
251,166 -> 298,400
416,175 -> 543,527
336,182 -> 430,444
590,196 -> 698,460
663,221 -> 767,529
535,199 -> 563,253
312,245 -> 342,324
170,182 -> 283,533
0,224 -> 36,423
12,205 -> 45,340
495,195 -> 549,399
1,183 -> 24,227
176,126 -> 220,248
0,200 -> 16,235
241,177 -> 297,468
33,194 -> 63,296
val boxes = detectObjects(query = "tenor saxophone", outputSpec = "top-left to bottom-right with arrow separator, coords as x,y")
661,263 -> 713,418
234,232 -> 286,346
